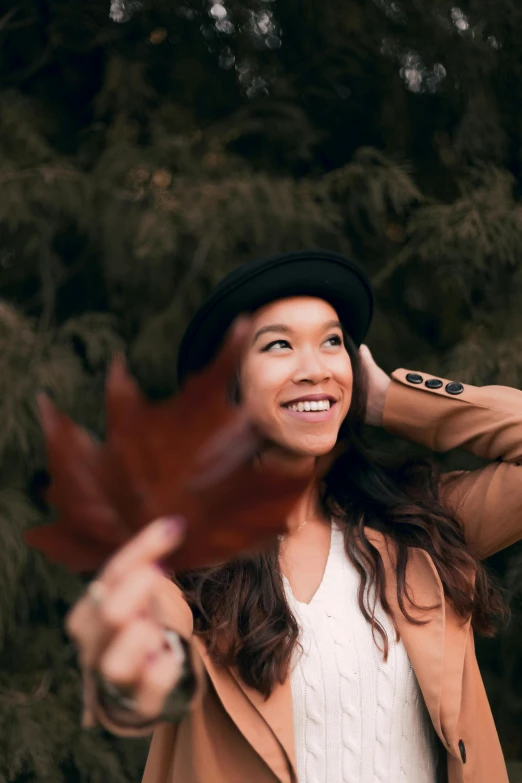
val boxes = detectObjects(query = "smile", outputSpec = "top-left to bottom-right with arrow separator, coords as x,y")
281,396 -> 337,422
286,399 -> 331,412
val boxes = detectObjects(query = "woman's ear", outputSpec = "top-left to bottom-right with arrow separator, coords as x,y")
227,370 -> 242,405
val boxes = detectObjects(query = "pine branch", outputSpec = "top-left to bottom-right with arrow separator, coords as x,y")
0,7 -> 19,32
371,240 -> 418,288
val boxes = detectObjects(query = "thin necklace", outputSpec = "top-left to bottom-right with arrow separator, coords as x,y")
277,519 -> 309,541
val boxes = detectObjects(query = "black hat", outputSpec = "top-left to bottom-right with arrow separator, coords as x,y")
177,249 -> 373,384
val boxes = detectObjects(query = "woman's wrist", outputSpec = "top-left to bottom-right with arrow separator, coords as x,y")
365,375 -> 391,427
359,345 -> 391,427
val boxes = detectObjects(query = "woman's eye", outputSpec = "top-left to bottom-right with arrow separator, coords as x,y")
262,339 -> 291,352
325,334 -> 343,347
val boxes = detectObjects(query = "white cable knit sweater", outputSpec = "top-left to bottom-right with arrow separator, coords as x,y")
283,522 -> 439,783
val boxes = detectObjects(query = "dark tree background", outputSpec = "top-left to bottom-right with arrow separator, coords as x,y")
2,0 -> 522,780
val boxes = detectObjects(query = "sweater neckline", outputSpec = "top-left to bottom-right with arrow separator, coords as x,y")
282,521 -> 344,610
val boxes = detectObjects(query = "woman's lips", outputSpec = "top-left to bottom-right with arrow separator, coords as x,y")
281,401 -> 337,423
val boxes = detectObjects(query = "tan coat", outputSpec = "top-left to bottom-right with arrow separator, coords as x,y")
95,369 -> 522,783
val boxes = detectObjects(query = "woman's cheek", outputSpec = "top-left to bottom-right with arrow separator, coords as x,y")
242,359 -> 286,409
241,381 -> 277,430
342,387 -> 353,417
335,369 -> 354,415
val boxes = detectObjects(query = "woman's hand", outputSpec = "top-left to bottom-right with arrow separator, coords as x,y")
360,345 -> 391,427
66,516 -> 186,723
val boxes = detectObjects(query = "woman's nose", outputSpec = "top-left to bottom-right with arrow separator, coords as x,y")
293,351 -> 332,384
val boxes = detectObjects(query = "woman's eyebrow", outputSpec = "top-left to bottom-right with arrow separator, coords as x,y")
324,319 -> 342,331
252,319 -> 342,345
252,324 -> 291,344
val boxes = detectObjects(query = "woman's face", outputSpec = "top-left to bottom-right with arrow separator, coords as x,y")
239,296 -> 353,460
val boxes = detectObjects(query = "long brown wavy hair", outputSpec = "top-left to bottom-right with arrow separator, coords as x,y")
177,333 -> 509,698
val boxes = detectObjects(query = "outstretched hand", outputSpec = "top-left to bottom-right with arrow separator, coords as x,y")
66,517 -> 187,724
359,345 -> 391,427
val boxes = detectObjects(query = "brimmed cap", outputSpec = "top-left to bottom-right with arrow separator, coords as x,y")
177,249 -> 373,384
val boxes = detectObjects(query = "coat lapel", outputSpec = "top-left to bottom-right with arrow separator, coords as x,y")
230,669 -> 296,776
439,602 -> 471,748
196,639 -> 296,783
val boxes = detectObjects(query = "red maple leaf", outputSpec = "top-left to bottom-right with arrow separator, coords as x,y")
23,318 -> 310,573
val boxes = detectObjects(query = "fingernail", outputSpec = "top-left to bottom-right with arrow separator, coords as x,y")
160,516 -> 186,539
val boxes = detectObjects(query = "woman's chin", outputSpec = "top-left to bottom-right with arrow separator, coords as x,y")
278,437 -> 337,459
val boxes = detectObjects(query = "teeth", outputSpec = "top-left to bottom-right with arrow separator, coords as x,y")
287,400 -> 332,412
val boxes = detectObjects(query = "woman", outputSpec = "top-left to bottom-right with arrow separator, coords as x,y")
67,250 -> 522,783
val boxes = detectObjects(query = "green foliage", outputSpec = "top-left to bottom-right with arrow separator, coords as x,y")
2,0 -> 522,779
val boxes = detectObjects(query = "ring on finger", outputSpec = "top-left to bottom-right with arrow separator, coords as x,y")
87,580 -> 107,607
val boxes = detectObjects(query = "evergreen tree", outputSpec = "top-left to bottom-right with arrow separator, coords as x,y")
2,0 -> 522,779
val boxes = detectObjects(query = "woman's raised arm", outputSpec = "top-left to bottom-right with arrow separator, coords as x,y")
382,368 -> 522,559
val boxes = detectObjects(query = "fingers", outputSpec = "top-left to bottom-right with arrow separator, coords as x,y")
101,564 -> 162,628
359,344 -> 373,362
133,645 -> 184,718
99,618 -> 184,719
67,564 -> 163,668
66,598 -> 111,669
67,517 -> 186,720
101,516 -> 185,587
99,617 -> 164,685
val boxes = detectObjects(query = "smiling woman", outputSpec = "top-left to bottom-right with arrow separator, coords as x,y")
240,297 -> 353,460
67,250 -> 521,783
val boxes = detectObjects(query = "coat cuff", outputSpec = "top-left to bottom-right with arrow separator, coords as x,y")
383,368 -> 522,462
381,369 -> 469,452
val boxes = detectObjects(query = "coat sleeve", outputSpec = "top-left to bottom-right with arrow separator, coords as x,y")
82,576 -> 205,737
383,368 -> 522,560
